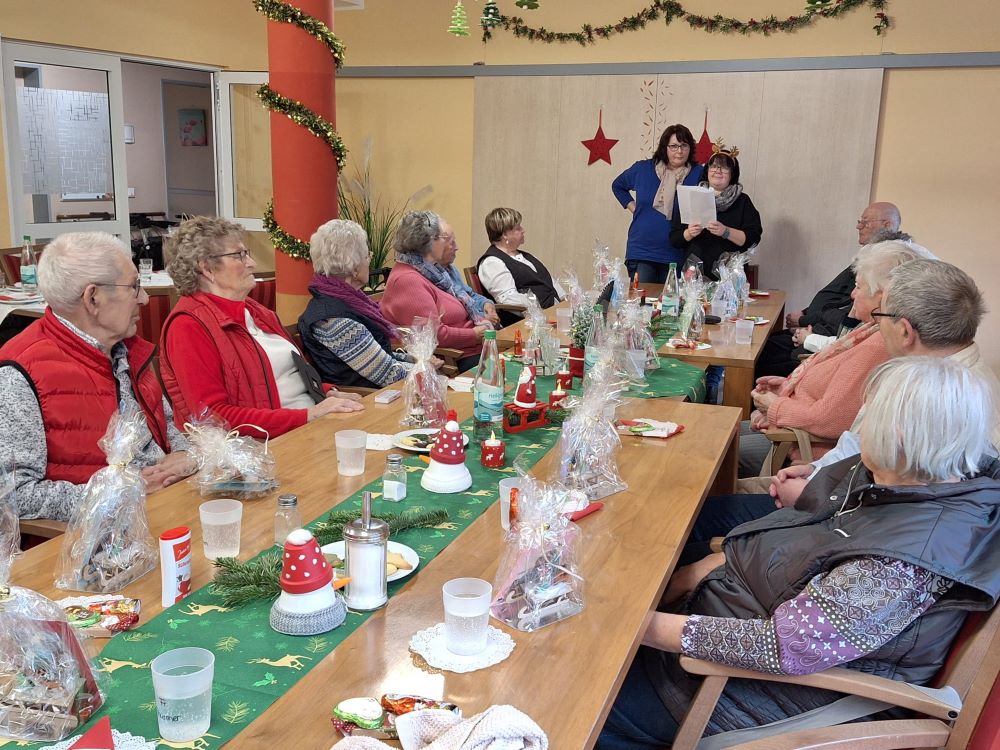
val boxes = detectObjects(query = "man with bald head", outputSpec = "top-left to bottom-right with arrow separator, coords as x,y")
756,201 -> 902,378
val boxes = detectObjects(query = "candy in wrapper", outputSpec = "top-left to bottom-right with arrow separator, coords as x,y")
490,478 -> 584,632
184,412 -> 278,500
0,466 -> 104,741
56,405 -> 157,594
57,595 -> 141,638
332,694 -> 461,739
400,316 -> 448,429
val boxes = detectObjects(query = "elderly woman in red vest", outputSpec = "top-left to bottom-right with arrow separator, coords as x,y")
160,217 -> 363,439
0,232 -> 193,521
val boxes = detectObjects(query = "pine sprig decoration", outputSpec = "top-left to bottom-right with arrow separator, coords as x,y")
312,508 -> 450,547
481,0 -> 889,43
210,552 -> 284,608
256,84 -> 347,169
253,0 -> 346,67
263,201 -> 311,261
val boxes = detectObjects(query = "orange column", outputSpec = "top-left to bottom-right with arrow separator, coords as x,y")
266,0 -> 337,323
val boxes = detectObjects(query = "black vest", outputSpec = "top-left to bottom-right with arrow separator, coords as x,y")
476,246 -> 560,319
298,290 -> 392,390
690,455 -> 1000,684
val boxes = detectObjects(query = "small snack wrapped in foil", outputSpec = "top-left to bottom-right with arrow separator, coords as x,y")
184,412 -> 278,500
56,405 -> 158,593
332,694 -> 461,739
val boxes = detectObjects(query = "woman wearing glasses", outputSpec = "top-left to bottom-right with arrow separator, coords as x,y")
161,217 -> 363,439
612,124 -> 702,283
670,143 -> 763,279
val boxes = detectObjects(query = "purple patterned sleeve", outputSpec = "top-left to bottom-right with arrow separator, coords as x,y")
681,556 -> 952,675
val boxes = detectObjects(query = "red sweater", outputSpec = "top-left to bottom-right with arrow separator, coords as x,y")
160,292 -> 309,438
380,263 -> 481,358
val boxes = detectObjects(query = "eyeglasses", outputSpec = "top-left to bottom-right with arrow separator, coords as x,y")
856,217 -> 880,226
708,164 -> 732,173
870,307 -> 902,321
212,248 -> 251,264
93,278 -> 142,297
436,233 -> 456,245
666,143 -> 690,151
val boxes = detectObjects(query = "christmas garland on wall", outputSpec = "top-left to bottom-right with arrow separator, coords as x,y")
479,0 -> 890,45
253,0 -> 348,260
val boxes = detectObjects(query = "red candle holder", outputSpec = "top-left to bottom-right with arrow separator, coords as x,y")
555,371 -> 573,391
480,439 -> 506,468
549,389 -> 568,409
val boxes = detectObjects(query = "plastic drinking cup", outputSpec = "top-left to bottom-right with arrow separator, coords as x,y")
150,647 -> 215,742
139,258 -> 153,284
198,499 -> 242,560
555,307 -> 571,333
335,429 -> 367,476
498,477 -> 522,531
734,319 -> 755,345
442,578 -> 493,656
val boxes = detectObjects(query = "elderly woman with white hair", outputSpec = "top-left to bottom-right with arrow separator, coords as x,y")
160,216 -> 362,440
599,356 -> 1000,749
0,232 -> 193,521
298,219 -> 416,389
738,238 -> 934,477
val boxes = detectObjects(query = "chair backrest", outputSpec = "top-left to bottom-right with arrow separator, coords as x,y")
929,603 -> 1000,749
0,244 -> 45,286
138,287 -> 176,344
248,274 -> 276,311
463,266 -> 485,296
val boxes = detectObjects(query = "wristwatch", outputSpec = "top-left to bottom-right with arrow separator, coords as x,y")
722,227 -> 731,240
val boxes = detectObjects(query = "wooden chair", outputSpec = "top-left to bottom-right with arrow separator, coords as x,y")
0,244 -> 45,286
462,266 -> 526,318
758,427 -> 836,478
672,602 -> 1000,750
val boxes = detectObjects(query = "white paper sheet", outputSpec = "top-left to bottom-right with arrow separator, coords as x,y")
677,185 -> 717,226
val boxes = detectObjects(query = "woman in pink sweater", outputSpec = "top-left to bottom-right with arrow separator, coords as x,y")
739,238 -> 935,476
381,211 -> 489,372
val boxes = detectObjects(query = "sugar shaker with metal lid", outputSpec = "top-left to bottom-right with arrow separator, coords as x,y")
343,491 -> 388,610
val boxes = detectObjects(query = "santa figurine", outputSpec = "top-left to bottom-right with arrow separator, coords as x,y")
270,529 -> 347,636
421,410 -> 473,493
513,365 -> 539,408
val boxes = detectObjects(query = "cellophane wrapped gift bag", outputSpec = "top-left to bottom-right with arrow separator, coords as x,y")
400,316 -> 448,429
490,477 -> 584,632
184,411 -> 278,499
56,405 -> 156,594
0,466 -> 104,741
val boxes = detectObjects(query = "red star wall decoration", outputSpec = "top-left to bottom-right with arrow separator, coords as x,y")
581,109 -> 618,166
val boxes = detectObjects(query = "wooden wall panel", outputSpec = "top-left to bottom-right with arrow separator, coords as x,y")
473,70 -> 882,310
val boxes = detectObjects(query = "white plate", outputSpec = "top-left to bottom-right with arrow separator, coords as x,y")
393,428 -> 470,454
320,540 -> 419,583
666,339 -> 712,351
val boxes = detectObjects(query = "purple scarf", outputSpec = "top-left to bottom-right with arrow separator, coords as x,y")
309,273 -> 397,342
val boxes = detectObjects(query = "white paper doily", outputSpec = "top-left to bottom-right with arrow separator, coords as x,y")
409,623 -> 514,673
47,728 -> 156,750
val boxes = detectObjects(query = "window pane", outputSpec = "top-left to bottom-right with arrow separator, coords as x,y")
232,83 -> 272,219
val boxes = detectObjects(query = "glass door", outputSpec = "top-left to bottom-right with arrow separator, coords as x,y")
1,41 -> 130,244
215,71 -> 275,272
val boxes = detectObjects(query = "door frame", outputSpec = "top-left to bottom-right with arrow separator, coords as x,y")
214,70 -> 269,233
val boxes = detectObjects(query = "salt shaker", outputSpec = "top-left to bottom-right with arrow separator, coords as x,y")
274,494 -> 302,545
382,454 -> 407,502
343,491 -> 388,610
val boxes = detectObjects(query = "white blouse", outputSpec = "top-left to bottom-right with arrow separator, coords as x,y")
244,310 -> 315,410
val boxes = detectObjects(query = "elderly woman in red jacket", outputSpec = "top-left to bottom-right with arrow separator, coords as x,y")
160,217 -> 362,438
381,211 -> 491,373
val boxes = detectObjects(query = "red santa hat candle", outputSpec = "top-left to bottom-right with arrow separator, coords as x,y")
421,410 -> 473,493
269,529 -> 346,635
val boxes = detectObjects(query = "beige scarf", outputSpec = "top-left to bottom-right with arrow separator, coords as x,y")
652,161 -> 690,220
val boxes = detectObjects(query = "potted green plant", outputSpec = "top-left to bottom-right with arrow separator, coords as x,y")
338,138 -> 431,293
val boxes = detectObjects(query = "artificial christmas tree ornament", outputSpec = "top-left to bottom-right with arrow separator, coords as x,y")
421,411 -> 473,493
481,0 -> 501,28
513,365 -> 539,408
448,0 -> 471,37
515,0 -> 540,8
270,528 -> 346,636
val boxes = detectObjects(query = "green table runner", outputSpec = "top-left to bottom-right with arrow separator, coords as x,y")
28,359 -> 703,748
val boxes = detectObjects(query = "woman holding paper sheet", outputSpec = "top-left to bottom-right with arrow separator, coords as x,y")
670,143 -> 762,279
612,124 -> 702,283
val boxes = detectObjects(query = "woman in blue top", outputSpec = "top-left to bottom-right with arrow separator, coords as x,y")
612,124 -> 701,283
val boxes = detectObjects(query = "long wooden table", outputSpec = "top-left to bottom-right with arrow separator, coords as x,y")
9,391 -> 740,749
658,291 -> 786,419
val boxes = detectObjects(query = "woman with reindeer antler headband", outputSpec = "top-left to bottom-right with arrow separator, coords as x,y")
670,140 -> 763,280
